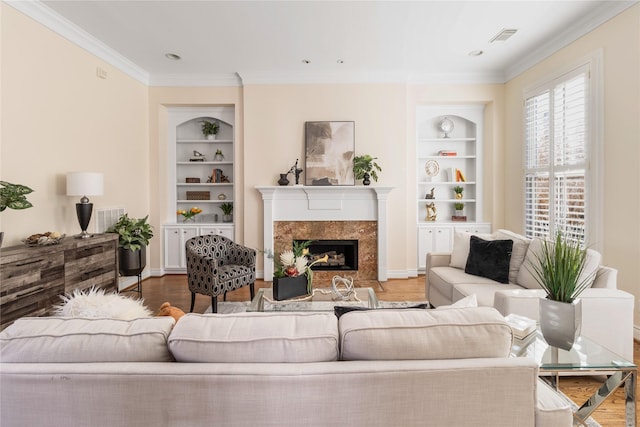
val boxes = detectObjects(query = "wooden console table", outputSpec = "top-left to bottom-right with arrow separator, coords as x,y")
0,234 -> 118,330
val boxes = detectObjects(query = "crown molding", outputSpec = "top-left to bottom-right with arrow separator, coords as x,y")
149,73 -> 242,87
504,1 -> 638,81
5,0 -> 150,85
236,70 -> 411,85
407,71 -> 506,85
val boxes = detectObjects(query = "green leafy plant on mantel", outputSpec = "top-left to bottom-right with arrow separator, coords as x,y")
201,120 -> 220,136
106,214 -> 154,251
526,232 -> 592,303
0,181 -> 34,212
353,155 -> 382,181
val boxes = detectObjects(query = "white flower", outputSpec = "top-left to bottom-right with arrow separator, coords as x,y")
280,250 -> 295,267
295,256 -> 308,275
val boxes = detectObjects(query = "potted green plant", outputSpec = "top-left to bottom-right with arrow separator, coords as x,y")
201,120 -> 220,140
453,186 -> 464,199
0,181 -> 34,247
454,202 -> 464,216
106,214 -> 154,276
353,155 -> 382,186
527,232 -> 593,350
220,202 -> 233,222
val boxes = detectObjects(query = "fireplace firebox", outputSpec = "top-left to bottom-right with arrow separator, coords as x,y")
294,239 -> 358,271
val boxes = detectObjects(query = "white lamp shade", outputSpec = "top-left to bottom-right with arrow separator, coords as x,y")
66,172 -> 104,197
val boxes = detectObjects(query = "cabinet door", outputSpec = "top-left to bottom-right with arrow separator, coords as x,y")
417,226 -> 452,270
454,224 -> 491,235
199,226 -> 234,241
164,226 -> 198,270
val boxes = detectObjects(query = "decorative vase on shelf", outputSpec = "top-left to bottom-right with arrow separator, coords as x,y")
183,217 -> 195,223
222,214 -> 233,223
539,298 -> 582,351
362,172 -> 371,186
206,134 -> 216,141
273,275 -> 309,301
277,174 -> 290,186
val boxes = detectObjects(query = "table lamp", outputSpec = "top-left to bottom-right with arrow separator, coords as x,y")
66,172 -> 104,238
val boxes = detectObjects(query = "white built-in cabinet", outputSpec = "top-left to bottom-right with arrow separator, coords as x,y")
163,107 -> 235,273
416,105 -> 491,271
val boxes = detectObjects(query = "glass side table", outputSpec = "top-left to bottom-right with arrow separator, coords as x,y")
512,330 -> 637,426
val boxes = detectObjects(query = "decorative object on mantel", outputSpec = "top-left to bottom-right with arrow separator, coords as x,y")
353,154 -> 382,186
201,119 -> 219,140
426,202 -> 437,221
291,158 -> 303,185
0,180 -> 34,247
214,149 -> 224,161
271,240 -> 329,300
526,232 -> 594,350
277,173 -> 290,186
177,207 -> 202,222
305,121 -> 355,186
331,275 -> 355,300
66,172 -> 104,239
220,202 -> 233,222
439,116 -> 454,138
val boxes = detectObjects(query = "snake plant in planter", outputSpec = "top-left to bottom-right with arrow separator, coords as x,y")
526,231 -> 593,350
106,214 -> 154,276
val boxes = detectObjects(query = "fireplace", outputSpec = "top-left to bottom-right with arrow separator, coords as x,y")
295,239 -> 358,271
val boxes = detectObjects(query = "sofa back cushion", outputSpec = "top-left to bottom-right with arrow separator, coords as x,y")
0,317 -> 175,362
339,307 -> 512,361
494,229 -> 532,284
517,237 -> 602,290
168,312 -> 339,363
449,230 -> 494,269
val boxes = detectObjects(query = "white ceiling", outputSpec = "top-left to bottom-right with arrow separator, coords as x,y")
8,0 -> 637,86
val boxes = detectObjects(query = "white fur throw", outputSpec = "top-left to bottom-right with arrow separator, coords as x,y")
54,287 -> 152,320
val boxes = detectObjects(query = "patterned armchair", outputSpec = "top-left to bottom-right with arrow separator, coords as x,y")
185,235 -> 256,313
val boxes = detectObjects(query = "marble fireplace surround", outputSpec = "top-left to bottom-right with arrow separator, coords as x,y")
256,186 -> 393,281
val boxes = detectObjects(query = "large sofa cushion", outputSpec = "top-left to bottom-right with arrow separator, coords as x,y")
168,312 -> 339,363
517,237 -> 602,290
464,236 -> 513,283
449,230 -> 494,269
453,282 -> 523,307
0,317 -> 175,362
494,229 -> 532,284
339,307 -> 512,361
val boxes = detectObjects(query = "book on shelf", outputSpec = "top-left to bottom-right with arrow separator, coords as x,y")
438,150 -> 457,156
505,314 -> 537,340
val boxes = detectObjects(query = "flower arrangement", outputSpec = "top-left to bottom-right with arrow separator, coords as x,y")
273,240 -> 328,293
177,207 -> 202,222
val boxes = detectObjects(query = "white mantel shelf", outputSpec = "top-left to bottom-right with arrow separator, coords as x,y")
256,186 -> 393,281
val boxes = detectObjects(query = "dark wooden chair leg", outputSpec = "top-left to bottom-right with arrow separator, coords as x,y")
190,292 -> 196,313
211,296 -> 218,313
223,291 -> 227,301
250,283 -> 255,299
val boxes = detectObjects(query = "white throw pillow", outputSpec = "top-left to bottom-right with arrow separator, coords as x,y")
449,230 -> 494,269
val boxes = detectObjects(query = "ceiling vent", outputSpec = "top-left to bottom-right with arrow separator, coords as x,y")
489,28 -> 518,43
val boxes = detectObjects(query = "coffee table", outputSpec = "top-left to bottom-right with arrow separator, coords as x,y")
512,330 -> 637,426
247,287 -> 380,312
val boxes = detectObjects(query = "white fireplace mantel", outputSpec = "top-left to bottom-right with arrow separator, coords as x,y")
256,186 -> 393,281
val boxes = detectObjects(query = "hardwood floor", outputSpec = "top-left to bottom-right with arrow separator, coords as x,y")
134,275 -> 638,426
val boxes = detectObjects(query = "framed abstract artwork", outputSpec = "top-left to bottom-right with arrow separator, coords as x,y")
304,121 -> 355,186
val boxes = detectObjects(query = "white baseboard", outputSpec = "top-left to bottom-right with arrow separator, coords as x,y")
117,271 -> 151,291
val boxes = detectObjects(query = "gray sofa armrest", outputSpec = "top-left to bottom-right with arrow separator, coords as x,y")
426,252 -> 451,269
591,266 -> 617,289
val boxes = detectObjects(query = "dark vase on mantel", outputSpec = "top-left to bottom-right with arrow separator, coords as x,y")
363,172 -> 371,186
277,174 -> 290,186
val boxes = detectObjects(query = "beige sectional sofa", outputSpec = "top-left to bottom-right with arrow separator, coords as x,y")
0,308 -> 572,427
426,229 -> 635,361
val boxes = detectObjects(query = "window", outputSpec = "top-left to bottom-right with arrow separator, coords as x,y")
524,63 -> 597,246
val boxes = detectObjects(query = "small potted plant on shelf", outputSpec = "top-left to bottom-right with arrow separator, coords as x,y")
454,202 -> 464,216
0,180 -> 34,247
201,120 -> 220,140
453,186 -> 464,199
353,155 -> 382,186
214,149 -> 224,161
220,202 -> 233,222
106,214 -> 154,277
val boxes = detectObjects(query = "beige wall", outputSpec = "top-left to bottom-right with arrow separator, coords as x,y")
1,4 -> 149,247
504,4 -> 640,322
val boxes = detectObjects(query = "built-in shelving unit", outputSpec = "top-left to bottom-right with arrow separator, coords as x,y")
415,105 -> 491,271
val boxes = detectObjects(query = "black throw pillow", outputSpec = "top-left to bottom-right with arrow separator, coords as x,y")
464,235 -> 513,284
333,303 -> 431,319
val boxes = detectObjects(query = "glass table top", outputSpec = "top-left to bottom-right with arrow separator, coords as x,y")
247,287 -> 380,312
511,330 -> 636,371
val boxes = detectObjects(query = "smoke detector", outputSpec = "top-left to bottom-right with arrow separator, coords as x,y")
489,29 -> 518,43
